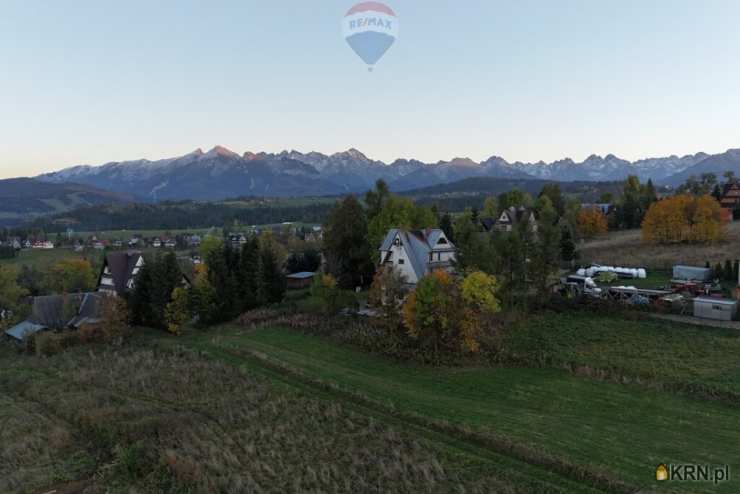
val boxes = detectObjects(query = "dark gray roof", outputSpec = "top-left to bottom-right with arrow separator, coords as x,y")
100,251 -> 143,295
379,229 -> 454,282
5,292 -> 103,341
379,228 -> 400,252
497,207 -> 537,226
481,218 -> 496,232
29,295 -> 69,329
68,293 -> 103,328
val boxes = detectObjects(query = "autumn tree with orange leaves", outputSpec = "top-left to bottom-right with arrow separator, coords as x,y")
576,207 -> 609,239
402,270 -> 500,362
642,194 -> 725,244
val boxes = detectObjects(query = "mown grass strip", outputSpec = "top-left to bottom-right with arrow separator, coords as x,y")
205,325 -> 739,494
154,330 -> 631,494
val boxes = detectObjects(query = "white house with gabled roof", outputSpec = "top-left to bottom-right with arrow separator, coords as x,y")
378,229 -> 456,285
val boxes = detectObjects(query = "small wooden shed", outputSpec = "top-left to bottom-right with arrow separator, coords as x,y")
286,272 -> 316,290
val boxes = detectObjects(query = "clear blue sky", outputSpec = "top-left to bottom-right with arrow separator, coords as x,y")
2,0 -> 739,178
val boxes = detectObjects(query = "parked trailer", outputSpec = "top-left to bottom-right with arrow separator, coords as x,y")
607,286 -> 672,304
673,265 -> 713,283
693,297 -> 738,321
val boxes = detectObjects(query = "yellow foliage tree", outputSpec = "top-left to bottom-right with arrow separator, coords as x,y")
49,258 -> 96,293
690,194 -> 724,243
459,271 -> 501,353
576,207 -> 609,239
402,270 -> 500,359
165,287 -> 190,336
642,194 -> 724,244
311,273 -> 341,314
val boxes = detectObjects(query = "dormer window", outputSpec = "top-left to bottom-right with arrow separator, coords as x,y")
437,237 -> 448,245
393,237 -> 402,246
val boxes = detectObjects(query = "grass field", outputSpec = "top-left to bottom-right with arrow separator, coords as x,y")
140,317 -> 740,494
501,311 -> 740,400
579,222 -> 740,270
4,308 -> 739,492
0,344 -> 527,493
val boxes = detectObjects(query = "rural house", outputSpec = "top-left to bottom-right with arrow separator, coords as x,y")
482,206 -> 538,233
378,229 -> 456,285
720,182 -> 740,213
229,233 -> 248,249
98,251 -> 145,296
4,293 -> 102,343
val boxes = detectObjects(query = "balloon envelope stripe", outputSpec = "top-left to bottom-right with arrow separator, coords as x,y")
345,1 -> 396,17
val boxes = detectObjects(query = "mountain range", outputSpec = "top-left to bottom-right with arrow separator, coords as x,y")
36,146 -> 740,202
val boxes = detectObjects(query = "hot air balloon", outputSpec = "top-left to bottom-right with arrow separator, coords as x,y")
342,2 -> 398,71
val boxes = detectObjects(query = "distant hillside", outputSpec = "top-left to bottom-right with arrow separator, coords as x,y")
403,177 -> 626,200
662,149 -> 740,186
0,178 -> 132,226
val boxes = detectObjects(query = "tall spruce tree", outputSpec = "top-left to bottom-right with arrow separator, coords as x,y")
323,196 -> 374,288
559,225 -> 576,262
259,244 -> 286,304
205,245 -> 239,321
239,237 -> 261,311
439,213 -> 455,244
531,197 -> 562,298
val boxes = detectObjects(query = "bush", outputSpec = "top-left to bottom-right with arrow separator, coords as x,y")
311,274 -> 342,314
34,332 -> 77,357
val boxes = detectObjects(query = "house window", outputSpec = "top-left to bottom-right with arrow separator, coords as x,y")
437,238 -> 448,244
398,259 -> 405,265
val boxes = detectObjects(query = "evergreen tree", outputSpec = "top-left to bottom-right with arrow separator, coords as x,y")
240,237 -> 262,310
205,245 -> 240,320
539,183 -> 565,217
129,262 -> 156,327
259,245 -> 286,304
439,213 -> 455,244
365,179 -> 390,221
453,209 -> 495,273
189,268 -> 219,327
559,225 -> 576,262
531,197 -> 561,297
324,196 -> 374,289
724,259 -> 735,282
130,252 -> 184,329
154,252 -> 184,325
711,184 -> 723,202
714,262 -> 724,281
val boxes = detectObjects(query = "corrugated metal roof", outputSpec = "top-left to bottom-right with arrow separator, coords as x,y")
5,321 -> 47,341
286,272 -> 316,279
